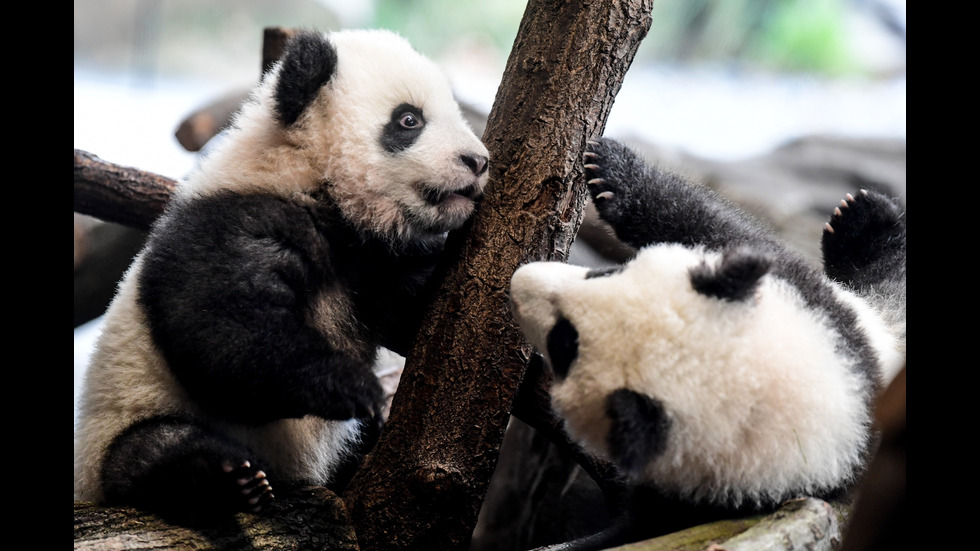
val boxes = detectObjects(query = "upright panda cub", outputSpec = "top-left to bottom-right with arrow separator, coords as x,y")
74,29 -> 489,525
509,138 -> 904,545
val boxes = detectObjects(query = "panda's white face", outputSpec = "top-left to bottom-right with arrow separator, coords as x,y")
183,29 -> 489,244
296,30 -> 489,242
509,244 -> 872,506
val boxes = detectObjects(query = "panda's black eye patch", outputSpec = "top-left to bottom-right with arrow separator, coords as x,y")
381,103 -> 426,153
546,316 -> 579,380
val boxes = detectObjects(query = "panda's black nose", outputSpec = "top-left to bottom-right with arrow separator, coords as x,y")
460,153 -> 489,177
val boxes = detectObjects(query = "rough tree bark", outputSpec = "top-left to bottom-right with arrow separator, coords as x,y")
343,1 -> 653,550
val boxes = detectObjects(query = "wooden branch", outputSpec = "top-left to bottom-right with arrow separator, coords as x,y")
344,1 -> 653,549
74,487 -> 359,550
173,91 -> 248,152
74,149 -> 176,231
173,27 -> 296,152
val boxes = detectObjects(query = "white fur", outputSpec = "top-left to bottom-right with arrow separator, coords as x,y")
510,244 -> 888,507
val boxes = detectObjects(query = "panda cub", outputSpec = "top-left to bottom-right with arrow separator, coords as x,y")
74,29 -> 489,525
509,137 -> 905,543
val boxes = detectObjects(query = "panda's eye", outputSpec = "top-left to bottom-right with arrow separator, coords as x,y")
398,112 -> 422,129
382,103 -> 426,153
546,316 -> 579,380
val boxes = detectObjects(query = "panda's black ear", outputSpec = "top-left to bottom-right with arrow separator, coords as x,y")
273,31 -> 338,127
689,246 -> 771,302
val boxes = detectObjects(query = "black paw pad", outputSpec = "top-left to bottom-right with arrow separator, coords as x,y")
821,189 -> 905,283
583,137 -> 644,226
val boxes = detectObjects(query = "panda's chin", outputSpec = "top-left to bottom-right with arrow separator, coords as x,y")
410,182 -> 482,233
412,199 -> 476,234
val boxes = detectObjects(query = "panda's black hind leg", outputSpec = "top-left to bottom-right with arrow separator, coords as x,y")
822,189 -> 905,287
100,415 -> 274,526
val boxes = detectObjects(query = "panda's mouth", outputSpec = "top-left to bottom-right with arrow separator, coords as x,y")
419,184 -> 480,206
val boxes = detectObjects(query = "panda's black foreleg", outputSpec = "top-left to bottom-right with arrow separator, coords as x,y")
583,137 -> 771,252
100,415 -> 274,526
822,188 -> 906,291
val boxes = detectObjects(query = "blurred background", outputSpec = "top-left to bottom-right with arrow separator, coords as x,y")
74,0 -> 905,173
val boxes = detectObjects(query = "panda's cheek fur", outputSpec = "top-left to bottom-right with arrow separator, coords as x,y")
550,378 -> 613,458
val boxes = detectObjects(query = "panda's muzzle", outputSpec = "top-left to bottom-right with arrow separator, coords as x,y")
419,183 -> 481,206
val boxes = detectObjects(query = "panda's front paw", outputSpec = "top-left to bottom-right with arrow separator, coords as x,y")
221,459 -> 275,514
583,138 -> 646,229
822,189 -> 905,282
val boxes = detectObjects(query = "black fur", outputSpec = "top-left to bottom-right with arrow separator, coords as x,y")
689,246 -> 772,302
381,103 -> 426,153
822,189 -> 906,304
105,190 -> 441,520
546,316 -> 579,379
100,415 -> 273,527
585,265 -> 622,279
273,31 -> 338,126
605,389 -> 670,479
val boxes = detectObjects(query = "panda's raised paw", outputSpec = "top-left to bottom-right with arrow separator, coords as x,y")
222,460 -> 275,513
583,137 -> 646,227
821,188 -> 905,282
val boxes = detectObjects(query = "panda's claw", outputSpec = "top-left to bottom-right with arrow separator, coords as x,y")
821,188 -> 905,284
596,191 -> 614,201
223,460 -> 249,473
219,459 -> 275,514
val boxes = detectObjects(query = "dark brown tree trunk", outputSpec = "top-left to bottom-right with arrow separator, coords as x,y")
343,1 -> 653,549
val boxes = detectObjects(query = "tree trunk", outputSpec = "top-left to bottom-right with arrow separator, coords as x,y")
344,1 -> 653,550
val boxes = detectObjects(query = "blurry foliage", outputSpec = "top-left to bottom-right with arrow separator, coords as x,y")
635,0 -> 861,74
73,0 -> 894,84
373,0 -> 525,68
376,0 -> 875,76
748,0 -> 857,74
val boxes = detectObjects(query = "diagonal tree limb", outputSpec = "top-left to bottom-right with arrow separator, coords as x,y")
344,1 -> 653,549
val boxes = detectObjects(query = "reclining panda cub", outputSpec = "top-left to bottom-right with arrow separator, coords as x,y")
509,137 -> 905,544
